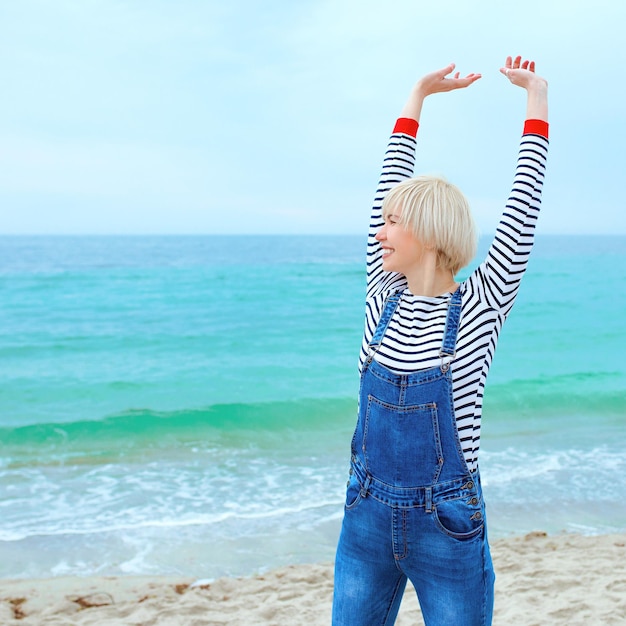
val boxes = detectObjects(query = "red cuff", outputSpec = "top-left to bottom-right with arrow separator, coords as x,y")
524,119 -> 549,139
393,118 -> 419,137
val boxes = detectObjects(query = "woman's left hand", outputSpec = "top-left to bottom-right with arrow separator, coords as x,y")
500,55 -> 548,121
500,55 -> 547,91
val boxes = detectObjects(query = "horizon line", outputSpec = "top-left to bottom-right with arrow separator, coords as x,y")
0,232 -> 624,238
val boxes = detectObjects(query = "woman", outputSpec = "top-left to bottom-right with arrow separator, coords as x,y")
332,56 -> 549,626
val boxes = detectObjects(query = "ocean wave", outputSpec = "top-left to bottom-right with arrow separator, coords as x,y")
2,397 -> 355,437
484,371 -> 625,419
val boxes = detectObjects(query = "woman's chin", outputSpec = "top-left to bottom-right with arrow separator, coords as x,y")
381,258 -> 396,272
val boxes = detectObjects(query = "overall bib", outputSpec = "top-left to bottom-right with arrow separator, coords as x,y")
332,288 -> 495,626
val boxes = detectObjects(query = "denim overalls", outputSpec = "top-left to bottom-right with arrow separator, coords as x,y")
333,288 -> 495,626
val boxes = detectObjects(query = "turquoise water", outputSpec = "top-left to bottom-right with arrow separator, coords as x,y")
1,235 -> 625,580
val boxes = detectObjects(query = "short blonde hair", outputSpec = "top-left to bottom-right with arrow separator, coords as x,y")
382,175 -> 477,274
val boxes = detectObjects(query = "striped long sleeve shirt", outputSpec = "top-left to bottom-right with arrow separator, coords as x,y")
359,117 -> 549,473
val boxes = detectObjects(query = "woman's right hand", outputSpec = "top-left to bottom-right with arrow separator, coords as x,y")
414,63 -> 482,98
400,63 -> 481,121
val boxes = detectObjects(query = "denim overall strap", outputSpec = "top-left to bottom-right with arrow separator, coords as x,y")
365,290 -> 403,364
438,286 -> 462,371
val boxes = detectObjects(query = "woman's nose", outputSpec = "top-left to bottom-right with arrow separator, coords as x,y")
375,225 -> 386,241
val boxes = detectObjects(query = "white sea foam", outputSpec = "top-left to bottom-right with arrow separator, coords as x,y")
1,443 -> 624,565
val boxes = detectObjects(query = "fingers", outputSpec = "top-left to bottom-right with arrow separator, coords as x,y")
416,63 -> 482,96
441,63 -> 482,81
438,62 -> 456,78
503,55 -> 536,74
450,72 -> 482,85
439,63 -> 480,80
501,55 -> 538,86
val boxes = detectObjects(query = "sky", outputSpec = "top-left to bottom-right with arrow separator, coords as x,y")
0,0 -> 624,235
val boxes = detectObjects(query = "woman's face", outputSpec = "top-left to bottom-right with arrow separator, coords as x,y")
375,208 -> 425,275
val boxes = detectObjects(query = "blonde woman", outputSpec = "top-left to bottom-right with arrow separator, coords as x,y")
332,56 -> 549,626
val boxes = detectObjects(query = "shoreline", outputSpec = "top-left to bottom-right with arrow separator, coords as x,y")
2,531 -> 625,625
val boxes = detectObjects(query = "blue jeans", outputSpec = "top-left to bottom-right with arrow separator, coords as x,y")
333,289 -> 495,625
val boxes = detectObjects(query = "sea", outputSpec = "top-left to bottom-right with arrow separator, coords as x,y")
0,234 -> 625,581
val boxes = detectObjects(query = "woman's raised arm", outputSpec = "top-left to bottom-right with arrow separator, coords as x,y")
477,56 -> 549,315
366,64 -> 481,298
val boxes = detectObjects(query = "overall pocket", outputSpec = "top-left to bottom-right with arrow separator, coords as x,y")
364,395 -> 442,486
433,493 -> 485,540
344,471 -> 363,510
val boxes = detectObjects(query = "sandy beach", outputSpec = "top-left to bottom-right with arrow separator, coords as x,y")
1,532 -> 624,625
